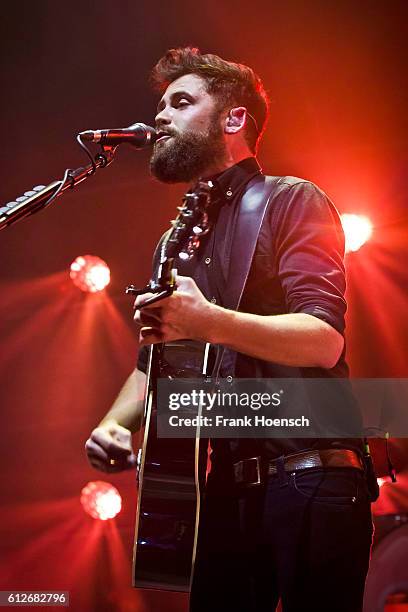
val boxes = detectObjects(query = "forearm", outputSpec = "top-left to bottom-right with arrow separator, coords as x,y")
207,308 -> 344,369
99,368 -> 147,433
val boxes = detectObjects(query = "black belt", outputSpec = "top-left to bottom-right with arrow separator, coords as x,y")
233,449 -> 364,487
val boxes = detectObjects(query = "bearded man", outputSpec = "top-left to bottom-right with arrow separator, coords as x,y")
86,48 -> 374,612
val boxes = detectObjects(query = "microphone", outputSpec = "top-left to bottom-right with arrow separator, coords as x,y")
78,123 -> 157,148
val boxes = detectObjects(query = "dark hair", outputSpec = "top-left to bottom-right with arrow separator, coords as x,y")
151,47 -> 269,153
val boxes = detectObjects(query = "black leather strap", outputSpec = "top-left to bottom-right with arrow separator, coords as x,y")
212,175 -> 281,378
223,175 -> 280,310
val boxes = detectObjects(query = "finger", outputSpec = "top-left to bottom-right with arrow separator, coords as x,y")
90,429 -> 132,458
139,328 -> 164,346
134,293 -> 173,310
106,454 -> 137,471
134,309 -> 162,326
88,456 -> 110,472
139,325 -> 162,337
126,453 -> 138,468
89,456 -> 130,473
139,294 -> 173,311
105,454 -> 137,470
88,456 -> 116,473
85,438 -> 111,462
134,293 -> 155,309
140,308 -> 162,323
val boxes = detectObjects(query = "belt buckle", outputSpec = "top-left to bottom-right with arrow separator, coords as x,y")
235,456 -> 261,486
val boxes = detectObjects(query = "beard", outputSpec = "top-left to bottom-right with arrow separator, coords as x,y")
149,119 -> 227,184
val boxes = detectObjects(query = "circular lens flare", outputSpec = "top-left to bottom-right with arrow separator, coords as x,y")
80,481 -> 122,520
341,214 -> 373,253
70,255 -> 110,292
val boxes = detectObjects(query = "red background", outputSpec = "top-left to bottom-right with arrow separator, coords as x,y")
1,1 -> 407,610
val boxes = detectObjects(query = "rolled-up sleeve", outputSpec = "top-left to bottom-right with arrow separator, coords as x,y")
274,180 -> 346,335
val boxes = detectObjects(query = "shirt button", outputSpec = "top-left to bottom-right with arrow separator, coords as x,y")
205,257 -> 211,265
226,188 -> 233,197
210,297 -> 217,304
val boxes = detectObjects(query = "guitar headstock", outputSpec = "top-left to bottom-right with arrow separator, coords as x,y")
165,180 -> 214,261
125,180 -> 214,302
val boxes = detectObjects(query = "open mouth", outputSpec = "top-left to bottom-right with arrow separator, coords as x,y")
155,132 -> 172,144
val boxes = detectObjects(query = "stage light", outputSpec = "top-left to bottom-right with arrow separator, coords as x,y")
80,481 -> 122,520
70,255 -> 110,292
340,214 -> 373,253
377,477 -> 387,488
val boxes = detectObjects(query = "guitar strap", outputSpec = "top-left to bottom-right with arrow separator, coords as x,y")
212,174 -> 282,378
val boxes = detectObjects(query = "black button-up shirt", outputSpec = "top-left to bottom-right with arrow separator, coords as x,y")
138,157 -> 363,460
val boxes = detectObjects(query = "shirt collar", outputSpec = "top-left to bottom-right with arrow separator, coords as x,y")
209,157 -> 262,203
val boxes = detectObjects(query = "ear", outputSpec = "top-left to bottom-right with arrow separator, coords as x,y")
224,106 -> 247,134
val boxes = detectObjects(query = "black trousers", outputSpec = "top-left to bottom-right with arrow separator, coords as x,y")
190,460 -> 373,612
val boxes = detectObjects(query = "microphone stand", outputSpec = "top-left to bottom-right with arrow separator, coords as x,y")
0,143 -> 117,231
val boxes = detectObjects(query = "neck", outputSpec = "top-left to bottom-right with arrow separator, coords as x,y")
200,150 -> 255,181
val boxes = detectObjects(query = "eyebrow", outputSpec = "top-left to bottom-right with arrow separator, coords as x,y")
156,90 -> 195,114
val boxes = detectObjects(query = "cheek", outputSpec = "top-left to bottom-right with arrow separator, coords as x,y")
182,107 -> 215,133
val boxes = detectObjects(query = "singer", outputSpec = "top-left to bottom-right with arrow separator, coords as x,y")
86,48 -> 374,612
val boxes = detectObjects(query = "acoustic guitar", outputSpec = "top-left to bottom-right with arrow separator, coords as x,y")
126,181 -> 215,591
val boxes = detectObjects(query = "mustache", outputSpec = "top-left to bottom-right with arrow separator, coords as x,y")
155,127 -> 178,138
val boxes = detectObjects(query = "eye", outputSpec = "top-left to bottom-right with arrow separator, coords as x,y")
175,99 -> 190,108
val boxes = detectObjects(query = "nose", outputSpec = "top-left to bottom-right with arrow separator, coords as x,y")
155,106 -> 172,129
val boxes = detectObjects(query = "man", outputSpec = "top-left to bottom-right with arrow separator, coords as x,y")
86,48 -> 373,611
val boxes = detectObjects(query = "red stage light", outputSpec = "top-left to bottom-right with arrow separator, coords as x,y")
70,255 -> 110,292
80,481 -> 122,520
340,214 -> 373,253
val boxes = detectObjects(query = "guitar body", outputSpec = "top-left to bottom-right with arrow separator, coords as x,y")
133,341 -> 211,591
128,175 -> 275,592
128,182 -> 215,591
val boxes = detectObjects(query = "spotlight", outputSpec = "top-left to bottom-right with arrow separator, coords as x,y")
70,255 -> 110,292
80,481 -> 122,520
340,214 -> 373,253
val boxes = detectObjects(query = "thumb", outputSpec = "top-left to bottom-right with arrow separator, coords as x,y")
127,452 -> 138,468
175,275 -> 194,291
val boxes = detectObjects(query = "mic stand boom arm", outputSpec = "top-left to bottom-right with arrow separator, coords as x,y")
0,144 -> 116,231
